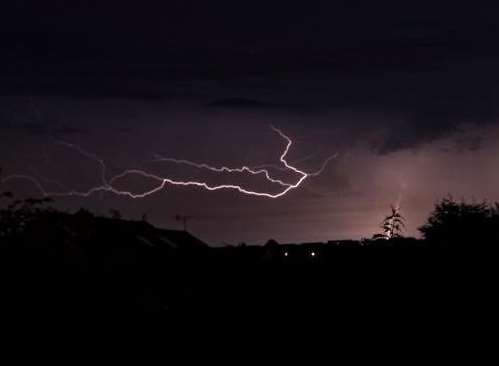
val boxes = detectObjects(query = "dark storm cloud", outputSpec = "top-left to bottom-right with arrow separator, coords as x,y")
206,98 -> 312,112
207,98 -> 280,110
0,115 -> 84,137
3,4 -> 499,153
0,98 -> 86,138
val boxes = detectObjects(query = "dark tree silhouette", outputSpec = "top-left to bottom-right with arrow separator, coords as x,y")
373,205 -> 405,240
264,238 -> 279,247
419,197 -> 499,247
0,194 -> 54,240
0,169 -> 11,198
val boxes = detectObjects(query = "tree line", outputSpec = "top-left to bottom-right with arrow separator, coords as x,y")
2,170 -> 499,248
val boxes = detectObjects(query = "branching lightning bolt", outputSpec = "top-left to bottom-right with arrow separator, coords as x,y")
1,126 -> 337,200
150,156 -> 291,187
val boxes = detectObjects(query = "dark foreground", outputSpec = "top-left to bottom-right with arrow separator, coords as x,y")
1,197 -> 496,335
0,209 -> 496,345
2,242 -> 494,332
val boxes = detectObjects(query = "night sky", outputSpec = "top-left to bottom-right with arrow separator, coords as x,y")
2,2 -> 499,245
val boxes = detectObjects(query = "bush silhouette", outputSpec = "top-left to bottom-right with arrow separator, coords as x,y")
419,197 -> 499,247
0,193 -> 54,241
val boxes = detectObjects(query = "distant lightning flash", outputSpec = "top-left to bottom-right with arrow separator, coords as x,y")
1,126 -> 337,200
150,156 -> 292,187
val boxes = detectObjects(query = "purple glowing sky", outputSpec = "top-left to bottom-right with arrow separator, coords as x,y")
2,95 -> 498,245
2,2 -> 499,244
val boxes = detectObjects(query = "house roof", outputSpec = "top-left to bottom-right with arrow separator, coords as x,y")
43,212 -> 208,250
154,229 -> 208,249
